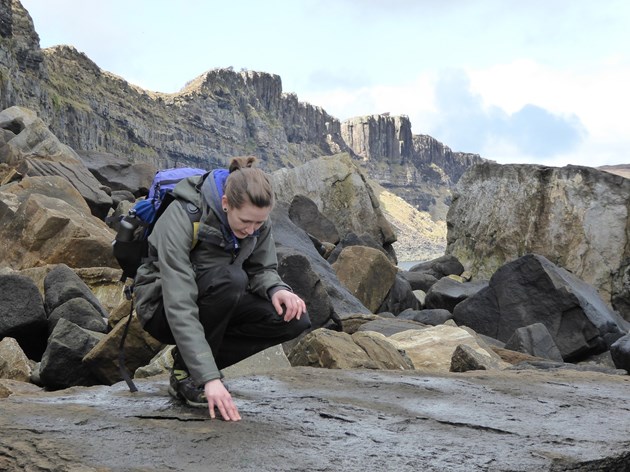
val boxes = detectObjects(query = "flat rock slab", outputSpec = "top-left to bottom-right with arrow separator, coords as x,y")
1,367 -> 629,471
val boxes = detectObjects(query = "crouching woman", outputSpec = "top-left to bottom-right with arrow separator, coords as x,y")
134,156 -> 310,421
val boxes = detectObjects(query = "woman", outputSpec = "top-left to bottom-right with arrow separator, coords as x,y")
134,156 -> 310,421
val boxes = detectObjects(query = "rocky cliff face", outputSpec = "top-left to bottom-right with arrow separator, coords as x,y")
0,0 -> 477,237
341,115 -> 484,220
0,0 -> 351,172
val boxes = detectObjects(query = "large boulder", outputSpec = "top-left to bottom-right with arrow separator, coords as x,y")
0,106 -> 113,218
276,248 -> 335,332
386,324 -> 509,372
408,254 -> 464,279
0,273 -> 47,359
425,277 -> 488,312
39,318 -> 104,390
272,153 -> 397,248
447,162 -> 630,321
504,323 -> 564,362
47,298 -> 108,335
19,266 -> 125,316
82,315 -> 163,385
77,150 -> 156,198
287,328 -> 378,369
287,194 -> 339,244
270,202 -> 370,318
377,273 -> 420,316
44,264 -> 109,318
332,245 -> 397,313
0,176 -> 118,270
453,254 -> 630,361
287,328 -> 412,370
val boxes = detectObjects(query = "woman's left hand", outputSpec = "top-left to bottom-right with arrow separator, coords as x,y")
271,289 -> 306,322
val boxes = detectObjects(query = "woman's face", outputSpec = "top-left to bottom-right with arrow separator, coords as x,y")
222,196 -> 271,239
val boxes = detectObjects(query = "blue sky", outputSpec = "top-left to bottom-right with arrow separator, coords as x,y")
19,0 -> 630,167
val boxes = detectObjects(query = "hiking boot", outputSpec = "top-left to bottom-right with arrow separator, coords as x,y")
168,369 -> 207,408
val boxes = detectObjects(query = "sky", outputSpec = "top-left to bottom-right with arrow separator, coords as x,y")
19,0 -> 630,168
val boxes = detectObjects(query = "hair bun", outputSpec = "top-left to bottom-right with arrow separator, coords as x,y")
229,155 -> 257,173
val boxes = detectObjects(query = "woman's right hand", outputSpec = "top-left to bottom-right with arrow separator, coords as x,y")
204,378 -> 241,421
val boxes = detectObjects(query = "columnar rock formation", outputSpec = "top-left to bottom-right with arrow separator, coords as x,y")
0,0 -> 482,236
341,115 -> 484,220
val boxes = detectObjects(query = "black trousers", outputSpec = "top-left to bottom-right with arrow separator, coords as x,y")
144,264 -> 311,370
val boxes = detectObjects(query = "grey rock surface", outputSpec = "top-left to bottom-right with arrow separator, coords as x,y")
1,368 -> 629,471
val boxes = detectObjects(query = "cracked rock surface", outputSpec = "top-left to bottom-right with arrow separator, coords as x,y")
1,367 -> 629,471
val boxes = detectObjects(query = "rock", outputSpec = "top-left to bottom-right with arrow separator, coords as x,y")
341,115 -> 483,222
288,194 -> 339,244
409,254 -> 465,279
19,265 -> 124,315
578,350 -> 619,371
453,254 -> 629,361
327,231 -> 395,265
276,248 -> 335,332
399,270 -> 438,292
82,315 -> 163,385
336,313 -> 385,334
351,331 -> 413,370
110,189 -> 135,208
270,202 -> 370,317
447,162 -> 630,321
504,323 -> 564,362
44,263 -> 109,318
0,177 -> 118,270
134,346 -> 173,379
39,318 -> 104,390
357,318 -> 428,337
0,337 -> 33,381
332,245 -> 397,313
272,153 -> 397,248
610,334 -> 630,372
412,289 -> 426,307
491,346 -> 548,365
387,324 -> 502,372
222,345 -> 292,377
0,106 -> 113,218
77,150 -> 156,197
287,328 -> 378,369
450,343 -> 509,372
47,297 -> 108,335
0,273 -> 47,360
397,308 -> 454,326
425,277 -> 488,312
1,367 -> 630,471
376,273 -> 419,316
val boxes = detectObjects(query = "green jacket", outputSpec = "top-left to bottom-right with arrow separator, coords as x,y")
133,172 -> 289,385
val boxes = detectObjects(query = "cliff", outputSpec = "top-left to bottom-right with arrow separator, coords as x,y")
341,115 -> 484,220
0,0 -> 479,238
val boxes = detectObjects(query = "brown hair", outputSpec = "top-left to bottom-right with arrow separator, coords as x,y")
224,156 -> 274,209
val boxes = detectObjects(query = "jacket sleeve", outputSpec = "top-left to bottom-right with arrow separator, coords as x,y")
244,219 -> 291,299
149,202 -> 221,384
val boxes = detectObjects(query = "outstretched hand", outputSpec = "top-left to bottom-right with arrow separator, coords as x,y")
204,379 -> 241,421
271,289 -> 306,322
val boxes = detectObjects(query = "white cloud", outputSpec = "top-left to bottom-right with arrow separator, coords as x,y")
466,59 -> 630,165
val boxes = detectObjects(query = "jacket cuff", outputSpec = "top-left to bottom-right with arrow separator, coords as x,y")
267,285 -> 291,300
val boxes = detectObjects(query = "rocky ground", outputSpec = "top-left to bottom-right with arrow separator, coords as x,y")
1,366 -> 629,472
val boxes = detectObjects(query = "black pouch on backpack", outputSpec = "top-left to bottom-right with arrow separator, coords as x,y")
112,213 -> 149,281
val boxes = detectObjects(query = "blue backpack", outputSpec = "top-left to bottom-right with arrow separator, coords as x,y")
112,167 -> 207,281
